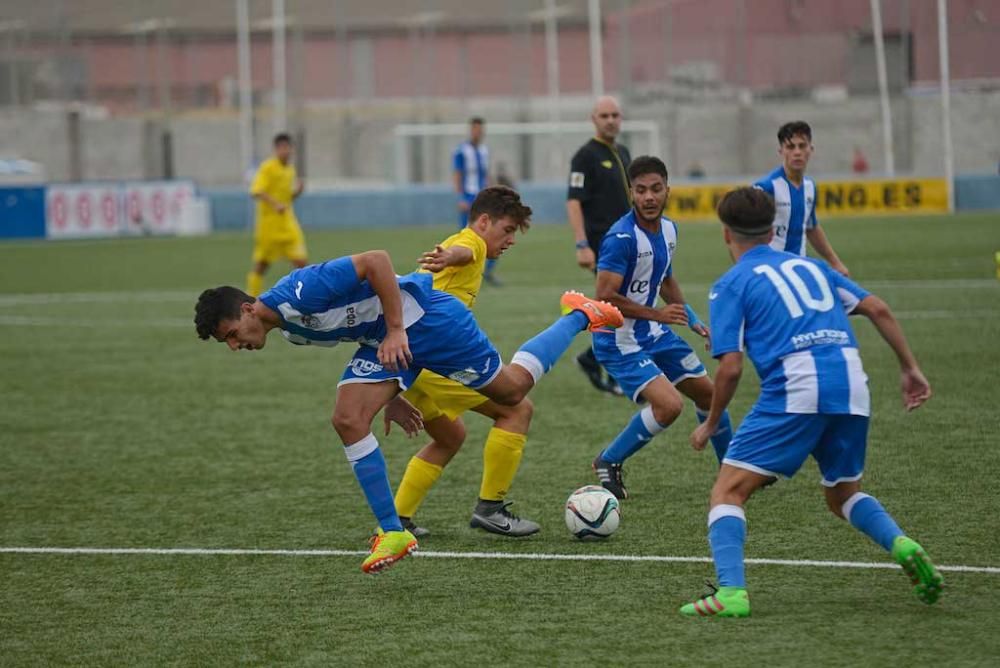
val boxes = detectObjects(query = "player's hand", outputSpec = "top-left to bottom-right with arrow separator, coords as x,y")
273,202 -> 287,213
900,366 -> 932,411
378,328 -> 412,371
660,304 -> 688,326
418,244 -> 451,273
293,178 -> 304,196
832,262 -> 850,277
690,422 -> 712,451
383,395 -> 423,437
576,246 -> 596,270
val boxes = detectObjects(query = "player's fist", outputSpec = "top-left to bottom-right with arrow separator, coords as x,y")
576,246 -> 596,270
690,422 -> 712,451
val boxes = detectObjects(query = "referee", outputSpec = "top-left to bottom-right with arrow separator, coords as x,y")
566,95 -> 632,396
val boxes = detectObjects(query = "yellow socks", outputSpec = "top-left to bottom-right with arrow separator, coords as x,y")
479,428 -> 526,502
246,271 -> 263,297
394,456 -> 443,518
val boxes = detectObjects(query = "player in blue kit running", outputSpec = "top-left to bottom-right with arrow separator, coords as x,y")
590,156 -> 733,499
680,187 -> 942,618
754,121 -> 849,276
194,251 -> 622,574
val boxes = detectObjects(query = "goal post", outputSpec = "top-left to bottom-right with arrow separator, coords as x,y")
392,121 -> 661,185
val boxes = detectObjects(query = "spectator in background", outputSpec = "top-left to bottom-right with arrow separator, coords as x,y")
453,117 -> 500,286
852,147 -> 870,175
495,161 -> 515,189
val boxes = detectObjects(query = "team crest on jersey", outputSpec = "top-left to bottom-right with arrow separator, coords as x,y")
349,358 -> 384,376
300,314 -> 320,328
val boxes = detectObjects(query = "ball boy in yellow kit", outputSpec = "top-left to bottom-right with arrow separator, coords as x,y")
389,186 -> 541,537
246,133 -> 308,297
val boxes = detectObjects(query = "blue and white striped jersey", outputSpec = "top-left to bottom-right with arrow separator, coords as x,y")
453,141 -> 489,197
258,257 -> 430,348
595,209 -> 680,354
709,245 -> 871,416
753,165 -> 818,256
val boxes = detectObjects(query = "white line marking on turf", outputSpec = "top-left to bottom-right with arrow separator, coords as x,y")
0,279 -> 995,308
1,546 -> 997,574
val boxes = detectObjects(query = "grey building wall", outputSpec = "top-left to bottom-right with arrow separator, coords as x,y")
2,91 -> 998,188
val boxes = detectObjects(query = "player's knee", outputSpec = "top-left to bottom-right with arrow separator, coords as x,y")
330,410 -> 368,440
500,397 -> 534,432
651,395 -> 683,426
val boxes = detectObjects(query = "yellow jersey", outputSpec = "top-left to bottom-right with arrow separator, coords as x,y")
420,227 -> 486,308
250,157 -> 299,237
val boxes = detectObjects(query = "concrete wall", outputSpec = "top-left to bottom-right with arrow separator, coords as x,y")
2,91 -> 999,188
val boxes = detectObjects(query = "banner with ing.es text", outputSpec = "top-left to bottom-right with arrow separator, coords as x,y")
663,178 -> 949,222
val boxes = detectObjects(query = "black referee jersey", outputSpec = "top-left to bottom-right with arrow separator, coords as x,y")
567,138 -> 632,254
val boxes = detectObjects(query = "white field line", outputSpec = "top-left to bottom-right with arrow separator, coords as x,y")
1,546 -> 997,574
0,279 -> 996,308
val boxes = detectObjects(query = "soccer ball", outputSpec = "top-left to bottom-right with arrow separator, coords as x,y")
564,485 -> 620,540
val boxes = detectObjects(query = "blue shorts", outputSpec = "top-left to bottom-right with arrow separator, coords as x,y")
594,333 -> 706,402
338,289 -> 502,392
723,408 -> 869,486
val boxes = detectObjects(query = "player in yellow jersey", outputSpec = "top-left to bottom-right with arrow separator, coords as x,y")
387,185 -> 540,537
246,133 -> 308,297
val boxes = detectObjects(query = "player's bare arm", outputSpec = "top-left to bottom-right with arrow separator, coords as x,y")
418,244 -> 474,273
852,295 -> 932,411
690,352 -> 742,451
566,199 -> 595,270
596,270 -> 687,325
293,178 -> 304,198
806,226 -> 849,276
350,250 -> 412,371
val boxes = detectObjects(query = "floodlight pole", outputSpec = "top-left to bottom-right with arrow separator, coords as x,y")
869,0 -> 895,175
588,0 -> 604,96
272,0 -> 287,135
237,0 -> 253,185
937,0 -> 955,212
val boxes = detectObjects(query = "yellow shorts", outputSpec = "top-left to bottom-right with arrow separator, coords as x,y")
402,370 -> 489,422
253,224 -> 308,265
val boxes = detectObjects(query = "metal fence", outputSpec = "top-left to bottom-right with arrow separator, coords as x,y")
0,0 -> 997,185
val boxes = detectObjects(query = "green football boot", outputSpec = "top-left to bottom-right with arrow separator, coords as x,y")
679,584 -> 750,618
891,536 -> 944,604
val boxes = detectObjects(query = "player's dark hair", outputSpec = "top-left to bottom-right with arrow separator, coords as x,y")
777,121 -> 812,145
469,117 -> 484,126
194,286 -> 254,340
469,185 -> 532,231
273,132 -> 293,146
717,187 -> 776,239
627,155 -> 668,183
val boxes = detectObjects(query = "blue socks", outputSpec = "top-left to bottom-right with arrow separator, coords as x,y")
708,505 -> 747,588
344,433 -> 403,533
600,405 -> 666,464
843,492 -> 904,552
511,311 -> 589,382
696,408 -> 733,463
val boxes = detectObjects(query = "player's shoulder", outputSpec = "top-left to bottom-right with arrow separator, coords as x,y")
606,213 -> 637,239
753,165 -> 783,190
451,227 -> 486,250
